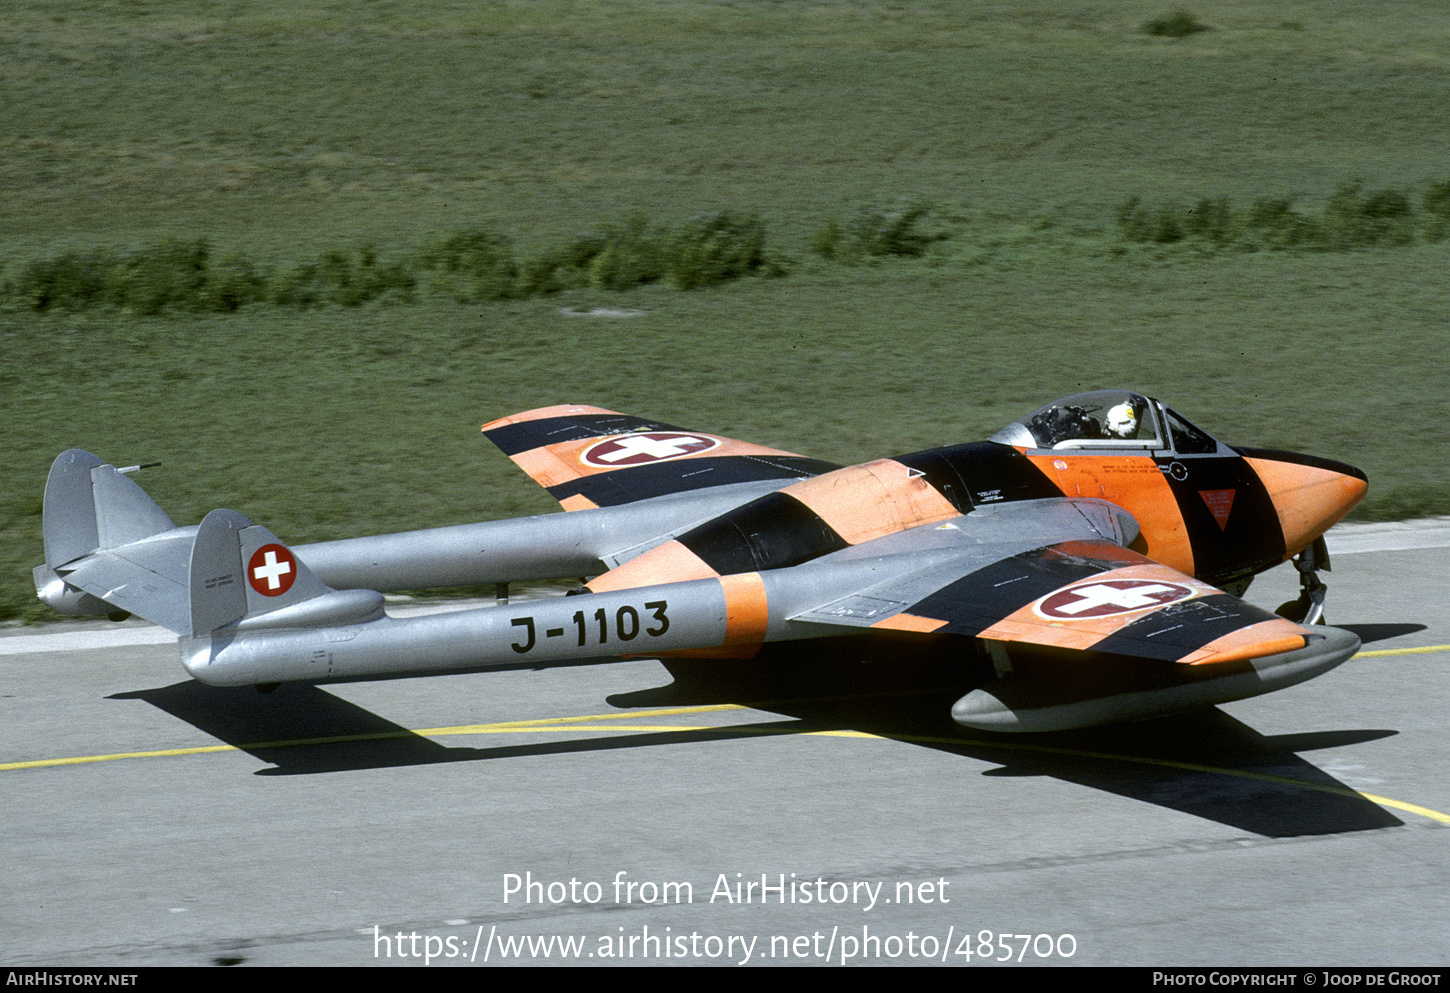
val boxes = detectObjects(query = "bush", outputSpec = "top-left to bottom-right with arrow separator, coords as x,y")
320,245 -> 415,306
1184,197 -> 1234,244
1143,12 -> 1208,38
515,235 -> 604,296
198,254 -> 265,311
18,240 -> 265,313
1424,181 -> 1450,242
584,214 -> 666,291
419,229 -> 520,302
14,249 -> 116,311
1114,181 -> 1446,253
265,262 -> 323,308
666,211 -> 768,289
1241,197 -> 1319,250
110,239 -> 212,314
1323,180 -> 1417,249
814,201 -> 939,261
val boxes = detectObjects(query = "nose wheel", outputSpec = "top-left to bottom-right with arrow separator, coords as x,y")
1277,536 -> 1329,625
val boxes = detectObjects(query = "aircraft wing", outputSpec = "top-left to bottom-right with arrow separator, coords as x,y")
481,405 -> 840,511
790,509 -> 1309,666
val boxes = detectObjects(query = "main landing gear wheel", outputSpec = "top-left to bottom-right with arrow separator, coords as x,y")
1276,535 -> 1330,626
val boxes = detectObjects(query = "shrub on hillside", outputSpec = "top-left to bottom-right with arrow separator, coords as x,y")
197,254 -> 266,311
13,249 -> 115,311
1424,181 -> 1450,242
814,201 -> 940,261
1143,12 -> 1208,38
584,214 -> 667,291
264,245 -> 414,308
104,239 -> 211,314
667,211 -> 769,289
419,229 -> 520,302
1113,180 -> 1450,253
1322,181 -> 1417,249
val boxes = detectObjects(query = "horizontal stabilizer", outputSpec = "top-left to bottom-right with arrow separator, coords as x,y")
35,448 -> 383,636
36,450 -> 191,626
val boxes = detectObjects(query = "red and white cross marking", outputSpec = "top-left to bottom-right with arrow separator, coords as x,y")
1037,579 -> 1195,620
248,544 -> 297,597
581,432 -> 721,468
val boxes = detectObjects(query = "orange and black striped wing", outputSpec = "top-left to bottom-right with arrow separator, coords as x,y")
481,405 -> 839,511
800,538 -> 1309,666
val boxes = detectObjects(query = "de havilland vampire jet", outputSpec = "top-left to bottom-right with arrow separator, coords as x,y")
33,390 -> 1368,732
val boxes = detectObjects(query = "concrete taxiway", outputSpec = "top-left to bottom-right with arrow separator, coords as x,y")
2,521 -> 1447,967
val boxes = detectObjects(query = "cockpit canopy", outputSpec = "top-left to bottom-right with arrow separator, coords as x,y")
988,390 -> 1223,455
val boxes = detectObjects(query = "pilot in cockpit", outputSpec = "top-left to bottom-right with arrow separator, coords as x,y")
1105,401 -> 1141,439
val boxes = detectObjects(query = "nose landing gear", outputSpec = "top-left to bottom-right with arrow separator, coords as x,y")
1277,536 -> 1329,625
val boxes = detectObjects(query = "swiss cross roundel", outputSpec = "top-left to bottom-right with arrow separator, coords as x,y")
1036,579 -> 1195,620
248,543 -> 297,597
581,432 -> 721,468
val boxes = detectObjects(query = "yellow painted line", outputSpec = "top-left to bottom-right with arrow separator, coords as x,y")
827,731 -> 1450,827
6,658 -> 1450,826
1,744 -> 238,771
0,706 -> 752,772
1354,643 -> 1450,658
413,702 -> 747,736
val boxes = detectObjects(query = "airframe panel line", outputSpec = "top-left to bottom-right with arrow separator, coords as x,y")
4,683 -> 1448,826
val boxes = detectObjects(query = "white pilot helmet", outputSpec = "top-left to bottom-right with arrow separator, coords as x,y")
1105,402 -> 1138,439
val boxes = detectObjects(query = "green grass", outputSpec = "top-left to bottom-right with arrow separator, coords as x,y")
4,0 -> 1450,620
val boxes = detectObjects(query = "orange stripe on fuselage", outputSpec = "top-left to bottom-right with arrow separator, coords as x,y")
1024,452 -> 1194,574
652,572 -> 768,660
587,458 -> 961,592
781,459 -> 959,546
721,572 -> 770,647
587,541 -> 719,593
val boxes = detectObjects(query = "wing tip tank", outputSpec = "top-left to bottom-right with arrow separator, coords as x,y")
951,625 -> 1360,732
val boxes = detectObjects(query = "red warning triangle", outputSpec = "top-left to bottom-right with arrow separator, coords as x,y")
1199,489 -> 1236,530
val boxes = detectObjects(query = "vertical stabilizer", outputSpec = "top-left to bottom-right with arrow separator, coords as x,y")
43,449 -> 176,568
187,509 -> 251,637
187,508 -> 382,637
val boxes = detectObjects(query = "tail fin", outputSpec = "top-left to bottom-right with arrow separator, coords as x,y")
188,508 -> 383,637
42,449 -> 176,569
36,450 -> 185,622
35,450 -> 382,635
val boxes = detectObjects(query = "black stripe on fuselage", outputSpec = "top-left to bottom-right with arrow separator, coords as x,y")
895,442 -> 1061,510
545,455 -> 841,508
1152,455 -> 1285,584
677,491 -> 851,575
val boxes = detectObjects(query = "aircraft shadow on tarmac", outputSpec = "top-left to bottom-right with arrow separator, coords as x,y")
112,623 -> 1423,839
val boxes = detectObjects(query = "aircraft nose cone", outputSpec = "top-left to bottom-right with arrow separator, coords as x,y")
1243,451 -> 1368,555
